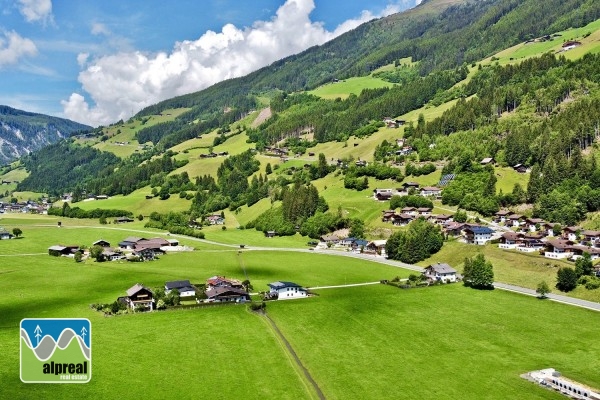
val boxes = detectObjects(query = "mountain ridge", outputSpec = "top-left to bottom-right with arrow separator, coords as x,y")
0,105 -> 91,165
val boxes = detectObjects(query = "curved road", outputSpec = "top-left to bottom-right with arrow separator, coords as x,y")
33,224 -> 600,312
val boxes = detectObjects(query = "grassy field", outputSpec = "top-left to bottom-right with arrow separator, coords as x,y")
268,284 -> 600,399
1,218 -> 599,398
486,18 -> 600,65
494,166 -> 530,194
309,76 -> 394,100
418,239 -> 600,303
70,189 -> 191,215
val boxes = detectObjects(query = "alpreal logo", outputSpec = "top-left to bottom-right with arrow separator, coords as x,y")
20,318 -> 91,383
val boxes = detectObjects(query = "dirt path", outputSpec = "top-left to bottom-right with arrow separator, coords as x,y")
257,310 -> 326,400
251,107 -> 272,128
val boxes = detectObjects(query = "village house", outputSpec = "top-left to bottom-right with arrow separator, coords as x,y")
420,186 -> 442,197
205,286 -> 250,303
513,164 -> 527,173
267,281 -> 307,300
423,263 -> 457,283
165,280 -> 197,297
92,239 -> 111,248
570,245 -> 600,261
581,230 -> 600,247
544,239 -> 575,260
507,214 -> 525,227
206,276 -> 243,289
444,222 -> 465,237
499,231 -> 521,249
523,218 -> 546,232
433,214 -> 453,225
102,248 -> 125,261
400,206 -> 418,215
381,210 -> 397,223
48,245 -> 80,257
365,240 -> 387,256
400,181 -> 420,193
374,188 -> 394,201
464,226 -> 494,245
480,157 -> 496,166
350,239 -> 368,252
391,213 -> 414,226
125,284 -> 154,311
562,226 -> 583,242
417,207 -> 432,216
0,228 -> 13,240
205,214 -> 225,225
320,233 -> 341,245
119,237 -> 146,250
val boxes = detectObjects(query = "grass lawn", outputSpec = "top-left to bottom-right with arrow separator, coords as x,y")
268,284 -> 600,399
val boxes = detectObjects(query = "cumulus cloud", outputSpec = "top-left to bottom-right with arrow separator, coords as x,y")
0,30 -> 38,67
18,0 -> 53,24
62,0 -> 407,126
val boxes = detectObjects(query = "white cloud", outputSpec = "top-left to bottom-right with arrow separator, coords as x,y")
91,22 -> 110,36
0,31 -> 38,67
77,53 -> 89,67
62,0 -> 408,126
18,0 -> 53,24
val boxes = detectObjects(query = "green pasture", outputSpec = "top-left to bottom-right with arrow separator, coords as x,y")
70,190 -> 191,215
487,18 -> 600,65
494,166 -> 530,195
308,76 -> 394,100
268,284 -> 600,399
419,239 -> 600,303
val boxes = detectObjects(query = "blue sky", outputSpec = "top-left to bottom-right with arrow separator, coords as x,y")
0,0 -> 419,126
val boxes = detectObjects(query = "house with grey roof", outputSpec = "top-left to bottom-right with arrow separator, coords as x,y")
267,281 -> 307,300
125,284 -> 154,311
165,280 -> 196,297
423,263 -> 458,283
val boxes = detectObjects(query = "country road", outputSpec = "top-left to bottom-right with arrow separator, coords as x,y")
25,224 -> 600,312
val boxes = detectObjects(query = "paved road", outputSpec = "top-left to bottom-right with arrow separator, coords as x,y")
493,282 -> 600,312
29,224 -> 600,311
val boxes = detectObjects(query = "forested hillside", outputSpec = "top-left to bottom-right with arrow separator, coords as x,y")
10,0 -> 600,231
0,105 -> 91,164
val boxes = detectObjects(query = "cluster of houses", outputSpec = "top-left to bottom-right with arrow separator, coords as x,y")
374,182 -> 443,201
48,236 -> 181,261
0,200 -> 50,214
381,208 -> 497,245
316,231 -> 387,256
382,117 -> 406,129
494,210 -> 600,261
199,151 -> 228,159
117,276 -> 308,311
263,146 -> 288,158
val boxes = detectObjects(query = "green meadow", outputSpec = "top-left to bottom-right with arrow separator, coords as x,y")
1,218 -> 600,399
309,76 -> 394,100
268,284 -> 600,399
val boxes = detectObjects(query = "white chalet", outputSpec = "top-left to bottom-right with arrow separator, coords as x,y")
423,263 -> 457,283
267,281 -> 307,300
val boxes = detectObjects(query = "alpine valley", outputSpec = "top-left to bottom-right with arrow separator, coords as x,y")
2,0 -> 600,399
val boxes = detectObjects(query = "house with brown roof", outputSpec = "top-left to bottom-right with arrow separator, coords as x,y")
206,276 -> 243,289
125,284 -> 154,310
433,214 -> 453,225
562,226 -> 583,242
581,230 -> 600,247
391,213 -> 414,226
544,239 -> 575,260
499,232 -> 521,249
507,214 -> 525,227
401,207 -> 417,215
417,207 -> 432,216
494,210 -> 511,223
444,222 -> 465,237
420,186 -> 442,197
523,218 -> 546,232
205,286 -> 250,303
570,245 -> 600,261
